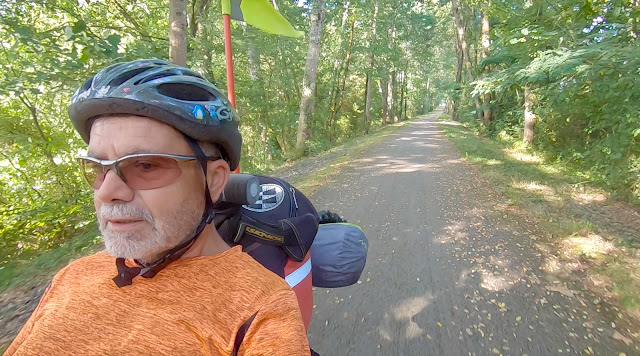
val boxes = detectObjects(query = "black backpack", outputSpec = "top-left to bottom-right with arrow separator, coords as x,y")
214,175 -> 319,277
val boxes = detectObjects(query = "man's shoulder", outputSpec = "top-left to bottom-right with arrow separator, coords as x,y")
235,250 -> 290,288
190,247 -> 292,294
54,251 -> 114,279
64,251 -> 113,269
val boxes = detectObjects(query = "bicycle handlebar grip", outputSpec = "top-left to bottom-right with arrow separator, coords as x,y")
221,174 -> 261,205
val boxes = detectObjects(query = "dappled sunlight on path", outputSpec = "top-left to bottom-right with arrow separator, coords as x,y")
307,111 -> 637,355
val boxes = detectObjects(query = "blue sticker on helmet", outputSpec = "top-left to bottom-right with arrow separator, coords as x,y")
205,105 -> 218,118
193,105 -> 205,120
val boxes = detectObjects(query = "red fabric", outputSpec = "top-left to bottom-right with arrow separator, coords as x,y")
284,252 -> 313,331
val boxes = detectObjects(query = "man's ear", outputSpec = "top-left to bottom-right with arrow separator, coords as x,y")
206,159 -> 230,203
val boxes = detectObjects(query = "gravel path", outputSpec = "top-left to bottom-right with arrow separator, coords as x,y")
305,110 -> 636,356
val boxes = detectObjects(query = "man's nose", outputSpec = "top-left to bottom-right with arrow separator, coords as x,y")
94,170 -> 135,203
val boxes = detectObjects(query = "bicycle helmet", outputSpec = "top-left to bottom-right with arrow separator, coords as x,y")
68,59 -> 241,170
69,59 -> 242,287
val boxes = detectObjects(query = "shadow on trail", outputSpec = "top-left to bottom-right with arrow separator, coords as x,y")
306,114 -> 636,355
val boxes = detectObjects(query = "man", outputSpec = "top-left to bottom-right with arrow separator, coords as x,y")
5,59 -> 310,355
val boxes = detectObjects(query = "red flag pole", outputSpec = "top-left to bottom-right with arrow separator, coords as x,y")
223,14 -> 236,107
223,13 -> 240,173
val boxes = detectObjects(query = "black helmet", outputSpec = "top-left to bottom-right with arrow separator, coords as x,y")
68,59 -> 242,170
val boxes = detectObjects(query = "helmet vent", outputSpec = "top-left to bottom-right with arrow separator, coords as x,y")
135,72 -> 178,85
109,66 -> 155,87
78,77 -> 93,93
157,83 -> 216,101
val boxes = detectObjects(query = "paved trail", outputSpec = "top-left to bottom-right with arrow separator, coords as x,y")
306,110 -> 635,356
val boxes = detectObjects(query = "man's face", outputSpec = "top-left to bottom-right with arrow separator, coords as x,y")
88,115 -> 205,262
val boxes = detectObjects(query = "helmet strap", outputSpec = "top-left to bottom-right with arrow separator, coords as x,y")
112,135 -> 216,287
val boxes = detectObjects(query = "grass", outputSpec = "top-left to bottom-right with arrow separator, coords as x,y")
439,113 -> 640,314
0,224 -> 102,292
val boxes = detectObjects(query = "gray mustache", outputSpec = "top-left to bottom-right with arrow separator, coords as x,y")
97,204 -> 154,224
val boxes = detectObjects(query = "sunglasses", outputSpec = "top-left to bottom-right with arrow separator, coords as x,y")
77,153 -> 221,190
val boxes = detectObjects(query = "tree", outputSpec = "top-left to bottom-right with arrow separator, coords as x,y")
451,0 -> 482,120
480,7 -> 491,124
523,85 -> 535,144
363,1 -> 379,135
296,0 -> 325,153
169,0 -> 187,65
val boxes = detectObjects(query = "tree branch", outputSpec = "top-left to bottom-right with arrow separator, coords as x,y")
17,94 -> 57,166
109,0 -> 152,39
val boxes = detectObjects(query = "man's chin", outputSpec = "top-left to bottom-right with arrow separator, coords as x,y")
102,234 -> 161,262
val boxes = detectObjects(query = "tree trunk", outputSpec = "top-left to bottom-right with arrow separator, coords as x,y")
363,1 -> 378,135
329,16 -> 355,141
424,77 -> 431,113
327,1 -> 351,132
455,34 -> 463,85
364,74 -> 372,134
399,71 -> 406,120
169,0 -> 187,66
523,85 -> 536,145
244,25 -> 271,160
386,71 -> 394,123
481,9 -> 492,125
451,0 -> 482,120
381,78 -> 390,124
452,34 -> 463,121
189,0 -> 210,37
386,23 -> 396,123
245,29 -> 260,81
295,0 -> 325,152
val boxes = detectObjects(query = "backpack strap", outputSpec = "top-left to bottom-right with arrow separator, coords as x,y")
233,213 -> 318,262
230,312 -> 258,356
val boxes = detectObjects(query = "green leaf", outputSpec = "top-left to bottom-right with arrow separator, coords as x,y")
64,26 -> 74,39
72,20 -> 86,34
80,48 -> 90,63
106,34 -> 121,48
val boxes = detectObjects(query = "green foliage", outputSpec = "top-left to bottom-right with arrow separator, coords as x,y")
0,0 -> 169,285
0,0 -> 453,287
459,0 -> 640,202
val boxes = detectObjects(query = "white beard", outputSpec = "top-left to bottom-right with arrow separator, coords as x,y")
97,201 -> 202,263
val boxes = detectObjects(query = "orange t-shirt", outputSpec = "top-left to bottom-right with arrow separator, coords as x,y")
4,246 -> 310,356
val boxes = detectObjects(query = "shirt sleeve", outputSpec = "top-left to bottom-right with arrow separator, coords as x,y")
239,289 -> 311,356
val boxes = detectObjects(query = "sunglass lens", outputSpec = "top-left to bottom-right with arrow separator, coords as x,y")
119,156 -> 183,190
78,159 -> 104,189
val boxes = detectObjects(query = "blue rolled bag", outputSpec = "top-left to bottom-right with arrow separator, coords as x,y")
311,222 -> 368,288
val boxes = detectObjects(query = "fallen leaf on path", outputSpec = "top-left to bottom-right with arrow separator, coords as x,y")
545,285 -> 574,298
613,331 -> 633,346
